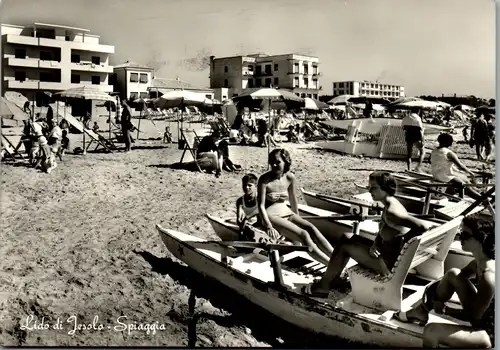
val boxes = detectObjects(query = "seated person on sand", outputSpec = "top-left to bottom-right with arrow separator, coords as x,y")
395,213 -> 494,349
197,131 -> 240,178
92,121 -> 100,134
236,173 -> 261,240
36,136 -> 57,174
163,126 -> 173,143
286,125 -> 299,143
47,119 -> 62,154
431,133 -> 483,200
302,171 -> 431,297
257,148 -> 334,265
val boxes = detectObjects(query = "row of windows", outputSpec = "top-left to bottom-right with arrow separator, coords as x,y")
129,73 -> 149,83
295,93 -> 318,99
333,81 -> 401,90
129,92 -> 149,99
71,54 -> 101,65
13,70 -> 111,86
15,48 -> 62,61
225,63 -> 318,74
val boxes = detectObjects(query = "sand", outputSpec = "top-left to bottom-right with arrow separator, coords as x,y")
0,118 -> 494,347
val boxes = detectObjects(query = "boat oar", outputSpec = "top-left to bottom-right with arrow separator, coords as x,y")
314,193 -> 383,214
459,186 -> 496,217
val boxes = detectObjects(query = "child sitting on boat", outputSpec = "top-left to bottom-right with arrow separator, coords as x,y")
257,148 -> 334,265
236,173 -> 260,240
394,213 -> 494,348
302,171 -> 431,297
430,133 -> 483,200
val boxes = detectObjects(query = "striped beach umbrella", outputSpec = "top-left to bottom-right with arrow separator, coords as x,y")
55,86 -> 115,102
304,97 -> 330,110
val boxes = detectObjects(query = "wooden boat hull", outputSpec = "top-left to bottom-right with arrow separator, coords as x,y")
157,226 -> 445,347
302,188 -> 447,216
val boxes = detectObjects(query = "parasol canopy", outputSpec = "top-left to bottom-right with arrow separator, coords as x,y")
0,97 -> 30,121
304,97 -> 330,110
4,91 -> 29,110
327,94 -> 357,105
232,88 -> 304,111
389,99 -> 445,110
55,86 -> 116,102
153,90 -> 206,109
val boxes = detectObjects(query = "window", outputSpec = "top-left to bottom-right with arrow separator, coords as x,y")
339,82 -> 344,88
256,66 -> 262,75
303,64 -> 308,74
313,94 -> 318,99
307,94 -> 312,98
140,92 -> 148,98
224,66 -> 228,73
312,65 -> 318,74
71,74 -> 80,83
130,92 -> 139,100
274,64 -> 278,71
265,78 -> 272,87
303,78 -> 308,87
294,63 -> 299,73
108,74 -> 115,85
274,77 -> 279,86
294,77 -> 299,87
265,64 -> 271,75
71,54 -> 80,63
255,78 -> 262,87
40,51 -> 52,61
248,79 -> 254,88
91,76 -> 100,85
15,49 -> 26,59
65,35 -> 70,41
139,73 -> 148,83
224,79 -> 228,87
40,72 -> 52,82
14,71 -> 26,82
91,56 -> 101,65
248,65 -> 254,72
130,73 -> 138,82
301,93 -> 306,98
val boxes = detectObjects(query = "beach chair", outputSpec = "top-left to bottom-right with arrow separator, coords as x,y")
179,129 -> 203,172
1,134 -> 25,160
347,216 -> 463,312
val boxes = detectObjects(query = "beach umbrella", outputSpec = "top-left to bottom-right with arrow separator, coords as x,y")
55,86 -> 115,154
55,85 -> 115,102
233,88 -> 304,163
304,97 -> 330,110
153,90 -> 207,142
389,99 -> 443,110
327,94 -> 357,105
4,91 -> 29,110
0,97 -> 30,121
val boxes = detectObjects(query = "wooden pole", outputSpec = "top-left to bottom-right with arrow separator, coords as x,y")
267,99 -> 271,169
137,104 -> 142,140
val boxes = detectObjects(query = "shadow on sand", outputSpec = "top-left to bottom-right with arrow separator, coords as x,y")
147,162 -> 204,173
134,250 -> 374,349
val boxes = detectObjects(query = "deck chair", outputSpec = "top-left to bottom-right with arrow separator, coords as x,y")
179,129 -> 203,172
347,216 -> 463,312
1,134 -> 25,160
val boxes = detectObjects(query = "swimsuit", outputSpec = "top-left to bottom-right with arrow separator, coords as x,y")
377,210 -> 412,270
265,191 -> 294,218
472,266 -> 495,346
241,196 -> 259,225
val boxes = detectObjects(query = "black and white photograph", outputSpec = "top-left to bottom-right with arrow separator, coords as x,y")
0,0 -> 496,347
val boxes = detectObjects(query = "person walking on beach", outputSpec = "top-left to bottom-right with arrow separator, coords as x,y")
402,108 -> 426,172
120,100 -> 133,152
470,112 -> 491,161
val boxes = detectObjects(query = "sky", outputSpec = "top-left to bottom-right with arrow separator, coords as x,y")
0,0 -> 495,98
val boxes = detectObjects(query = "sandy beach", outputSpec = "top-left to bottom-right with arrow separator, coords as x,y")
0,119 -> 494,347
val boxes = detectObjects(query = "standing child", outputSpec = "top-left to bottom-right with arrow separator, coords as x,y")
462,125 -> 469,143
60,129 -> 70,156
236,173 -> 260,240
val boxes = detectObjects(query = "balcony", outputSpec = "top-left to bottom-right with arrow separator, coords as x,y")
38,60 -> 62,69
5,57 -> 39,68
70,62 -> 114,73
70,83 -> 113,92
5,34 -> 38,46
71,42 -> 115,54
243,71 -> 254,76
312,72 -> 322,76
38,82 -> 67,90
287,71 -> 301,75
6,80 -> 40,89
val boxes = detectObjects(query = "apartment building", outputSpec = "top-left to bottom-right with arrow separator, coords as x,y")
148,77 -> 214,101
332,80 -> 405,100
209,53 -> 321,99
1,22 -> 115,103
113,61 -> 154,101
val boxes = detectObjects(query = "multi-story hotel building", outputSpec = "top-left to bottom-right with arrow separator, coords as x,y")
113,61 -> 154,101
209,53 -> 321,100
332,80 -> 405,100
1,22 -> 115,103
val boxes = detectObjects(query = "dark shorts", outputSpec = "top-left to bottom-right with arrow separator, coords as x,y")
405,126 -> 423,144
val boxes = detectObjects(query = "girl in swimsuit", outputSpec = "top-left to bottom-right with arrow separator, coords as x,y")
236,173 -> 260,239
257,149 -> 334,265
303,171 -> 431,297
396,213 -> 495,348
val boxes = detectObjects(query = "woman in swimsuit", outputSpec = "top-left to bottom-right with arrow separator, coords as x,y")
395,213 -> 495,348
257,148 -> 333,265
303,171 -> 431,297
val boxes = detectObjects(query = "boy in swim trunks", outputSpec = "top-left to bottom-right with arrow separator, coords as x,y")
236,173 -> 260,240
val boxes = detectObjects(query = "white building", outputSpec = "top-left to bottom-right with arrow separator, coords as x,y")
332,80 -> 405,100
209,53 -> 321,99
1,22 -> 115,104
113,61 -> 154,101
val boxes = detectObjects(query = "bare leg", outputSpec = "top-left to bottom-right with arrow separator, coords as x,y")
313,235 -> 388,292
288,214 -> 333,257
423,323 -> 491,348
405,268 -> 477,321
406,142 -> 413,171
415,141 -> 425,171
269,215 -> 330,265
